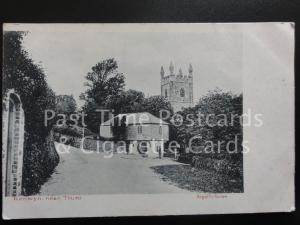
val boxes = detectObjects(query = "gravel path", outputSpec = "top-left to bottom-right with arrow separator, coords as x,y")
39,143 -> 189,195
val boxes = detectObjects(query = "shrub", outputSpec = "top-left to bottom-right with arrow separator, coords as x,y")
53,133 -> 101,152
53,125 -> 94,138
172,89 -> 243,181
191,155 -> 242,178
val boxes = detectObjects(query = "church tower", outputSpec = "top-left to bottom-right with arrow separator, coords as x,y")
160,62 -> 194,112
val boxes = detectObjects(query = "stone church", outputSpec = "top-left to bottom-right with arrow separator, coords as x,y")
160,62 -> 194,112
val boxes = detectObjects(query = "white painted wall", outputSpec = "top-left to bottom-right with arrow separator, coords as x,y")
99,125 -> 113,138
100,124 -> 169,141
126,124 -> 169,141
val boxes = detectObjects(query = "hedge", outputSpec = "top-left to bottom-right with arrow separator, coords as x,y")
3,31 -> 59,195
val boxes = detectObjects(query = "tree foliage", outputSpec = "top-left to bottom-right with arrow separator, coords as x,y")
81,100 -> 102,133
142,95 -> 173,118
3,31 -> 59,195
105,90 -> 173,117
80,58 -> 125,105
81,58 -> 125,132
3,31 -> 56,137
105,89 -> 145,114
111,115 -> 127,141
174,89 -> 243,162
55,95 -> 77,115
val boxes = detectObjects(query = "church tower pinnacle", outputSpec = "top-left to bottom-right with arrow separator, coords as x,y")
178,68 -> 183,77
188,64 -> 193,77
160,66 -> 165,78
169,61 -> 174,75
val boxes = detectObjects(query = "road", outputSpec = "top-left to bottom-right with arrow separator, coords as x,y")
39,143 -> 188,195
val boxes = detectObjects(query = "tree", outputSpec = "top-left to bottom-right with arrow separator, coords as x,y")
173,89 -> 243,162
81,100 -> 102,133
105,89 -> 145,114
111,115 -> 127,141
55,95 -> 77,115
194,89 -> 242,147
3,31 -> 59,195
105,92 -> 173,119
3,32 -> 56,137
80,58 -> 125,132
80,58 -> 125,105
142,95 -> 173,118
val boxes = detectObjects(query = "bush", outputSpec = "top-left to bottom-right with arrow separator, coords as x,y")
53,133 -> 101,152
171,89 -> 243,181
53,124 -> 95,138
191,155 -> 242,178
177,153 -> 194,163
53,125 -> 82,138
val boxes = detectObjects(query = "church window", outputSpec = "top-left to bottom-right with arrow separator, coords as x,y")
159,126 -> 162,134
165,89 -> 168,98
180,88 -> 185,97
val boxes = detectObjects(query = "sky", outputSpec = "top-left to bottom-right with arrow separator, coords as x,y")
19,24 -> 243,107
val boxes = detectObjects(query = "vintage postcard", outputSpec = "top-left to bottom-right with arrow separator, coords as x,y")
2,23 -> 294,219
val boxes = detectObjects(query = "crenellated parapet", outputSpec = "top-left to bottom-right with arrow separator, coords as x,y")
161,62 -> 193,84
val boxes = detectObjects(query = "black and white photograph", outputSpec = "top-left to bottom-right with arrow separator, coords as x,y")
2,23 -> 294,218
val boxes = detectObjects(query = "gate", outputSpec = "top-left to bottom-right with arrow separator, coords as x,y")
2,89 -> 25,196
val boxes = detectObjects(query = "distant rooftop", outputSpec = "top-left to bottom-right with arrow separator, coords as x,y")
100,112 -> 169,126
